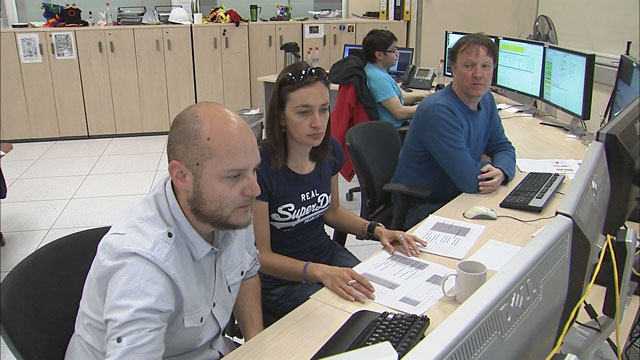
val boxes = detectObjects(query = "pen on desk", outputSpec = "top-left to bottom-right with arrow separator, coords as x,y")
539,121 -> 567,129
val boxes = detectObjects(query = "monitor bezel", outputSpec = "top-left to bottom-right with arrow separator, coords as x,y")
342,43 -> 363,59
540,44 -> 596,120
494,36 -> 546,99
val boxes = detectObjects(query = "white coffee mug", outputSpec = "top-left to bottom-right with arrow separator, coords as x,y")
441,260 -> 487,303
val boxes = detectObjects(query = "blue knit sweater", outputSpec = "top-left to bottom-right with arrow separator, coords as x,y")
392,84 -> 516,203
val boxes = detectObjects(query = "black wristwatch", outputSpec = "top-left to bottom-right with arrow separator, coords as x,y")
367,221 -> 385,240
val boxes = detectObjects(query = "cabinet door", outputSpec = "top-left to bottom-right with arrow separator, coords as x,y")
275,22 -> 302,72
249,23 -> 276,109
76,29 -> 116,135
134,27 -> 170,132
221,24 -> 251,111
302,23 -> 330,70
0,32 -> 31,140
45,31 -> 88,137
329,23 -> 356,69
105,29 -> 143,134
193,25 -> 224,105
163,26 -> 195,122
17,32 -> 60,138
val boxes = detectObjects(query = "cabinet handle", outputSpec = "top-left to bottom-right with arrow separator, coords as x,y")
323,35 -> 326,46
214,37 -> 217,49
39,43 -> 43,55
98,41 -> 103,53
280,35 -> 283,46
167,39 -> 172,51
333,34 -> 337,45
110,41 -> 114,53
51,43 -> 54,55
156,39 -> 160,51
225,37 -> 228,48
268,35 -> 272,47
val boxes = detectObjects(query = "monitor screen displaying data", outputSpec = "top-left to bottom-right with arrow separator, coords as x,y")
495,37 -> 545,98
444,31 -> 498,77
542,46 -> 595,120
388,47 -> 414,75
343,44 -> 364,61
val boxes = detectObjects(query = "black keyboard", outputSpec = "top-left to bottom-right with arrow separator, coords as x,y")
311,310 -> 430,359
499,172 -> 565,212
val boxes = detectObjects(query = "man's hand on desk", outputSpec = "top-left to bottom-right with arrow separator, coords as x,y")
477,164 -> 505,194
310,264 -> 375,303
405,92 -> 427,106
376,228 -> 426,257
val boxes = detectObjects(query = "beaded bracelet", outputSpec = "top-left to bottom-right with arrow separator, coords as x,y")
302,261 -> 311,283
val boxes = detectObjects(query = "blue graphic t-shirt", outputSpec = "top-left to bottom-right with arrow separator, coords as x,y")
257,137 -> 345,288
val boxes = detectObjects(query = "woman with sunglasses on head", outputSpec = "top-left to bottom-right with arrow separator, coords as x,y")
253,61 -> 427,321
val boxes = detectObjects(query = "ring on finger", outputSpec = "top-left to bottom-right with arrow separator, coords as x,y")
397,234 -> 405,241
347,279 -> 357,286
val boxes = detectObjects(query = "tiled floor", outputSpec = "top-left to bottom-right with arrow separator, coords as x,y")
0,134 -> 375,359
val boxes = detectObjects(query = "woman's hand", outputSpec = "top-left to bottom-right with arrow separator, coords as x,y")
311,263 -> 375,303
376,228 -> 426,257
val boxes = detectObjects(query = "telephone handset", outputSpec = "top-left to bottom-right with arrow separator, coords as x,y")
401,64 -> 435,90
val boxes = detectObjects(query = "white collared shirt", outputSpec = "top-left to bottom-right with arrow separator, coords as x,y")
65,175 -> 260,359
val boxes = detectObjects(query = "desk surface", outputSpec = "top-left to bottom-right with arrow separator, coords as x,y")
237,83 -> 638,359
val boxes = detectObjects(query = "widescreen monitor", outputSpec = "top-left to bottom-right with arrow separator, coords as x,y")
342,44 -> 413,76
555,141 -> 611,338
443,30 -> 498,77
541,45 -> 595,120
608,54 -> 640,122
495,37 -> 545,98
343,44 -> 364,62
404,215 -> 573,359
596,97 -> 640,236
388,47 -> 414,76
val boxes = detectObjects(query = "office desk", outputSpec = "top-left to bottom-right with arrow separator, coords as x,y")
232,89 -> 638,358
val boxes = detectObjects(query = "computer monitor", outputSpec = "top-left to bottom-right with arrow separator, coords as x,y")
404,215 -> 573,359
388,47 -> 414,76
607,54 -> 640,122
541,45 -> 596,120
596,97 -> 640,236
443,30 -> 498,77
405,142 -> 611,360
555,140 -> 611,338
495,37 -> 545,98
343,44 -> 364,62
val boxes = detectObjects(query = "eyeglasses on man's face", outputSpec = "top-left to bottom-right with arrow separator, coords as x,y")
383,47 -> 399,54
281,66 -> 328,85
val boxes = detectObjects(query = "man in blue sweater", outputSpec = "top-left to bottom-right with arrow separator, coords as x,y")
393,33 -> 516,229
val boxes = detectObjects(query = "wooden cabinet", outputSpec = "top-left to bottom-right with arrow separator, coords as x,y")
44,31 -> 88,137
162,26 -> 195,121
16,31 -> 60,138
355,20 -> 407,47
134,27 -> 170,132
193,24 -> 250,112
302,20 -> 357,70
134,26 -> 195,130
248,22 -> 301,109
75,29 -> 116,135
105,29 -> 143,134
0,32 -> 30,140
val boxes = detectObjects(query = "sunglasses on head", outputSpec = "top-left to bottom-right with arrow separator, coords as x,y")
281,66 -> 328,85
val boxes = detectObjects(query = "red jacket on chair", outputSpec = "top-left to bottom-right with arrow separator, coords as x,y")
331,82 -> 372,181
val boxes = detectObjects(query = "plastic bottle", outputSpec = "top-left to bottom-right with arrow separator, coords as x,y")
436,58 -> 445,90
314,47 -> 320,67
88,11 -> 95,26
307,47 -> 313,65
105,2 -> 113,26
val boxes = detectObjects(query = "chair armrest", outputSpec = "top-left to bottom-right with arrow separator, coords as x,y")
382,183 -> 431,198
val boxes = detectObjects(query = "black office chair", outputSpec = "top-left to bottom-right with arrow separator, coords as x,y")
0,226 -> 110,360
344,121 -> 431,235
